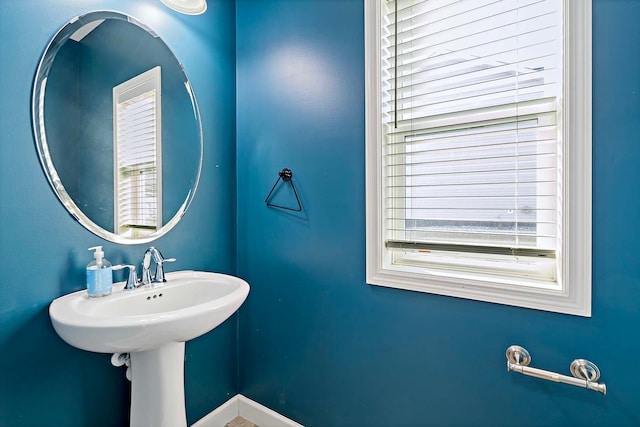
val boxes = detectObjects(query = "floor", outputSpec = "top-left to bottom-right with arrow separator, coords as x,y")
225,416 -> 259,427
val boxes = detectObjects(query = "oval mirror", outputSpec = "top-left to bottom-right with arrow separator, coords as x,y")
32,11 -> 202,244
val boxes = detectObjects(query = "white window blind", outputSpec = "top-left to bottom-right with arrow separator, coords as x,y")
113,66 -> 162,237
366,0 -> 591,316
382,0 -> 562,278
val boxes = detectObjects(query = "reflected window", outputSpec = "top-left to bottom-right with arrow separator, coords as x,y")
113,66 -> 162,237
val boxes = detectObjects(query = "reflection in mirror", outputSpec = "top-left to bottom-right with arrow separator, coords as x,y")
114,66 -> 163,238
33,11 -> 202,244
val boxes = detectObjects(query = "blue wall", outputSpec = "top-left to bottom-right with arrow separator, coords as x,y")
46,39 -> 82,208
2,0 -> 639,425
236,0 -> 640,426
0,1 -> 236,426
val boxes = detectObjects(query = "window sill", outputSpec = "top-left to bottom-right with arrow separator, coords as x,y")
367,264 -> 590,317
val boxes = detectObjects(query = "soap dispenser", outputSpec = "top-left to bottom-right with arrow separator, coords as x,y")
86,246 -> 113,297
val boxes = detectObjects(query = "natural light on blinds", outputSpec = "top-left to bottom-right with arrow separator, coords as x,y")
382,0 -> 562,262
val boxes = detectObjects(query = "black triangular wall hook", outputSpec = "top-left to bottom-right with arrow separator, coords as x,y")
265,168 -> 303,212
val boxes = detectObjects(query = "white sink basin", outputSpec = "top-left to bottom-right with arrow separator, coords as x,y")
49,270 -> 249,353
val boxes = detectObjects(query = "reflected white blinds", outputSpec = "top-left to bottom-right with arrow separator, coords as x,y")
114,67 -> 162,236
382,0 -> 562,254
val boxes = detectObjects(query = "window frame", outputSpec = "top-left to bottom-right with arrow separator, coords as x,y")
365,0 -> 592,316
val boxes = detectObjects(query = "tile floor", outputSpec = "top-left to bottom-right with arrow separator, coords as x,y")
225,416 -> 259,427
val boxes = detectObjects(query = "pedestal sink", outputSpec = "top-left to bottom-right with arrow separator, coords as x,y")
49,270 -> 249,427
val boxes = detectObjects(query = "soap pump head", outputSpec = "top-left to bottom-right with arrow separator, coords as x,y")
88,246 -> 104,264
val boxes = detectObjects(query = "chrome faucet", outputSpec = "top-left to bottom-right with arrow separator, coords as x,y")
141,251 -> 153,285
140,247 -> 176,285
115,247 -> 176,290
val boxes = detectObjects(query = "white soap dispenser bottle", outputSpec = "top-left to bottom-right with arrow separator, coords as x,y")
86,246 -> 113,297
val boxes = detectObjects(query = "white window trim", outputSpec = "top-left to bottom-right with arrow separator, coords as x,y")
365,0 -> 592,316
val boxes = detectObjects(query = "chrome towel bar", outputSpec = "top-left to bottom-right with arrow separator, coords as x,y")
506,345 -> 606,395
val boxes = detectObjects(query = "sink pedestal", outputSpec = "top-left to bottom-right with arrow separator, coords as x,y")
129,342 -> 187,427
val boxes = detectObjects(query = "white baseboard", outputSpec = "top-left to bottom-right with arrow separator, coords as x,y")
192,395 -> 239,427
192,394 -> 304,427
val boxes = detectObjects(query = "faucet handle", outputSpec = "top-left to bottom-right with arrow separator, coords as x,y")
153,257 -> 176,283
113,264 -> 139,290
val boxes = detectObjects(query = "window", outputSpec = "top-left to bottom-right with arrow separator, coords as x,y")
365,0 -> 592,316
113,66 -> 162,238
